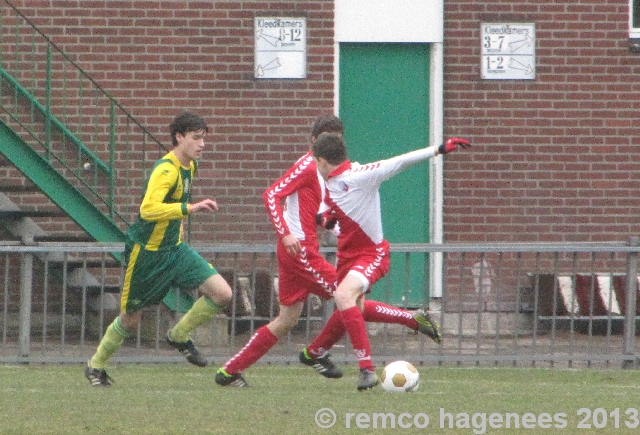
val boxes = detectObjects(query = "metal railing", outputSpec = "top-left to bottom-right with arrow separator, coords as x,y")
0,0 -> 167,228
0,241 -> 638,368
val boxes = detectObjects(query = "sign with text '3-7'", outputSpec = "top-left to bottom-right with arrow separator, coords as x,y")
255,17 -> 306,79
481,23 -> 535,80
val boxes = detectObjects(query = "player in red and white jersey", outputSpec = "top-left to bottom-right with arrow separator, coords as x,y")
215,116 -> 451,387
214,116 -> 343,387
308,133 -> 471,390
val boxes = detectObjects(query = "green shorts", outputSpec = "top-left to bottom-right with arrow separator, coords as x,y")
121,241 -> 217,313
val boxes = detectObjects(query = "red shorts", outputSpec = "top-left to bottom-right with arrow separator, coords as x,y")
277,243 -> 337,306
336,241 -> 391,293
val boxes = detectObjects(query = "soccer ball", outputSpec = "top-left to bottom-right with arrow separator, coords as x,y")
381,360 -> 420,392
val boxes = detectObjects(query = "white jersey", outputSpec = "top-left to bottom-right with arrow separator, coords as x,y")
323,146 -> 438,253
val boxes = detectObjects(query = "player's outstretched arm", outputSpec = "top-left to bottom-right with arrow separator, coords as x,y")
354,138 -> 472,187
188,199 -> 219,213
437,137 -> 471,155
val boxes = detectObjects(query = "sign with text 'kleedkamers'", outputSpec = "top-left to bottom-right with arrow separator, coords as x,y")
255,17 -> 306,79
481,23 -> 535,80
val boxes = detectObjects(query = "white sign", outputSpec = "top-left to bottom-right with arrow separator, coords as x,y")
255,17 -> 306,79
335,0 -> 443,43
481,23 -> 535,80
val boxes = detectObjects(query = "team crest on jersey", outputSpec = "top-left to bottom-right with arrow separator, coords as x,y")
338,181 -> 349,192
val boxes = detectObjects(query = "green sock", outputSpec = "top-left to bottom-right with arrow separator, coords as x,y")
90,317 -> 129,369
168,296 -> 225,342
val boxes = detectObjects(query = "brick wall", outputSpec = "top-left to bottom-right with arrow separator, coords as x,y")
5,0 -> 640,245
443,0 -> 640,243
8,0 -> 334,244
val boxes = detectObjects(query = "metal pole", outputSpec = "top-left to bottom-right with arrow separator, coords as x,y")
18,237 -> 34,358
44,44 -> 52,160
109,99 -> 116,220
623,236 -> 639,368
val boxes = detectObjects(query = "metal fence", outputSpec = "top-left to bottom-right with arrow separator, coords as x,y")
0,241 -> 639,369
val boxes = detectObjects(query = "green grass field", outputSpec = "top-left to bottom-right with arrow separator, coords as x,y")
1,363 -> 639,434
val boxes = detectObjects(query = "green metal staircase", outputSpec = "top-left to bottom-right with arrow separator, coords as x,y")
0,117 -> 126,244
0,0 -> 168,238
0,0 -> 190,310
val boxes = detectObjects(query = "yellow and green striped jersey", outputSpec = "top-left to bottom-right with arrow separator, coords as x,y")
126,151 -> 196,251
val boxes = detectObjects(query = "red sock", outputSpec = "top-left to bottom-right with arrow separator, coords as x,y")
306,310 -> 346,358
340,306 -> 373,370
363,300 -> 418,330
223,326 -> 278,374
306,302 -> 418,359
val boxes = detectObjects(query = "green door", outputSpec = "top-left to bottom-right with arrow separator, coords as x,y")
339,43 -> 431,307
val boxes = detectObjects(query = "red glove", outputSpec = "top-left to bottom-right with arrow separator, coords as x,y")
438,137 -> 471,155
316,211 -> 337,230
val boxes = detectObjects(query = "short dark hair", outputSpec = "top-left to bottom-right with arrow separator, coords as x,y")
312,133 -> 347,165
311,115 -> 344,139
170,111 -> 209,146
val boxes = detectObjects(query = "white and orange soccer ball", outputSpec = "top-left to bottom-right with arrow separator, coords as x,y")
380,360 -> 420,392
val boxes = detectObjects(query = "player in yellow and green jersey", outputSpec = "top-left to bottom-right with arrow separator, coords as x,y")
85,111 -> 232,387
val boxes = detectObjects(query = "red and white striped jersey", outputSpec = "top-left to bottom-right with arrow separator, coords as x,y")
263,151 -> 324,246
324,146 -> 438,253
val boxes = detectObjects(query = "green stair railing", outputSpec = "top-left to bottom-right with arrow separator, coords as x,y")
0,0 -> 169,230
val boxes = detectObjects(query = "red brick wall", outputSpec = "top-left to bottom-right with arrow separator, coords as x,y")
5,0 -> 640,245
443,0 -> 640,243
7,0 -> 334,244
